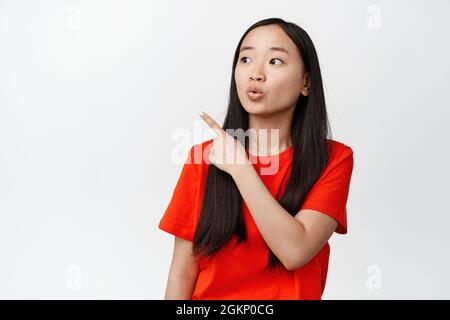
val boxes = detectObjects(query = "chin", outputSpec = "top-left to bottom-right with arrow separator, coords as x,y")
243,105 -> 273,117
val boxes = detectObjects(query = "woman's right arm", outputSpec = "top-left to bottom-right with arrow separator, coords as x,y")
163,236 -> 200,299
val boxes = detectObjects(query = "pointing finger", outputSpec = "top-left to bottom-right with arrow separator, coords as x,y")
199,111 -> 224,135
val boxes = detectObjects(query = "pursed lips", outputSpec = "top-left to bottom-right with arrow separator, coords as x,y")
247,90 -> 265,100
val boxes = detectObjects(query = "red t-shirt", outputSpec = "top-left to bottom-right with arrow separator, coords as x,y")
159,138 -> 354,300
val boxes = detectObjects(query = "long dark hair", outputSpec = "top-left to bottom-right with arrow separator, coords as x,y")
192,18 -> 332,271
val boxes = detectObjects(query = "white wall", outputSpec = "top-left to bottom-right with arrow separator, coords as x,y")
0,0 -> 449,299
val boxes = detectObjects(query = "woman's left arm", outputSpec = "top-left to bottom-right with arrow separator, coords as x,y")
231,164 -> 337,271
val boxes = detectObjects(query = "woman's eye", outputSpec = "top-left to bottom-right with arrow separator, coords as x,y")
270,58 -> 283,65
240,57 -> 251,63
239,57 -> 283,65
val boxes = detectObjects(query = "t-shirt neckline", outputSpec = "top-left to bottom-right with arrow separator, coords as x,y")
246,145 -> 293,167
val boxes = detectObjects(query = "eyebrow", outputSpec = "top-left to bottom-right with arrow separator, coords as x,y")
239,46 -> 290,55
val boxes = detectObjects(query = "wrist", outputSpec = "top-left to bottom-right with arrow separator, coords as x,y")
230,161 -> 253,180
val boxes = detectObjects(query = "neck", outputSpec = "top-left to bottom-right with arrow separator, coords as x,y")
247,108 -> 294,156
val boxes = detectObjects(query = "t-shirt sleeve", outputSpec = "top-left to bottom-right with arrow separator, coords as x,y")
299,145 -> 354,234
158,145 -> 204,241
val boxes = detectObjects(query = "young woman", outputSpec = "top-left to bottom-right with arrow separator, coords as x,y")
158,17 -> 354,300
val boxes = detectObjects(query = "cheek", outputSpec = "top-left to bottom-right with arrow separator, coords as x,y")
268,72 -> 303,106
234,68 -> 245,88
234,68 -> 247,100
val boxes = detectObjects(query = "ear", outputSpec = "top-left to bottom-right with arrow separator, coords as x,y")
301,73 -> 311,96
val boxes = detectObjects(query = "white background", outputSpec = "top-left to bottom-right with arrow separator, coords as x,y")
1,0 -> 449,299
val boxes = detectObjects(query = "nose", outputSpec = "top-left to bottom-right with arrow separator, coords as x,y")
250,72 -> 265,82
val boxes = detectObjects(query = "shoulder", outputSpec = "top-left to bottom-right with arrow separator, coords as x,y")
185,139 -> 214,166
324,139 -> 354,172
174,140 -> 214,186
327,139 -> 354,161
197,139 -> 214,152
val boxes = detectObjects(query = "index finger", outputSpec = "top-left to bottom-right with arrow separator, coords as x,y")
199,111 -> 224,135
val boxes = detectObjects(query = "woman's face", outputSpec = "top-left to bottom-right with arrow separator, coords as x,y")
234,24 -> 310,117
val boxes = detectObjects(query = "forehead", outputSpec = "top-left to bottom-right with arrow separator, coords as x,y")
240,24 -> 297,54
